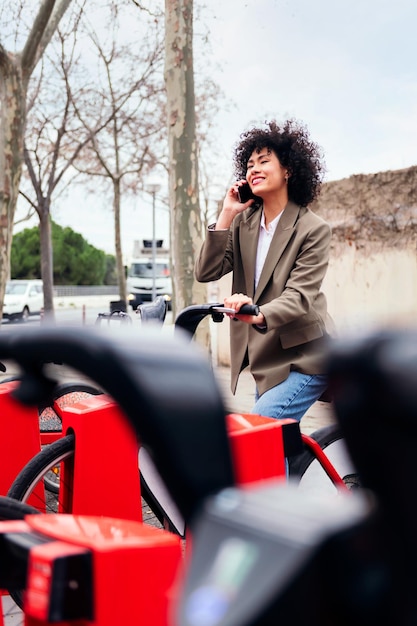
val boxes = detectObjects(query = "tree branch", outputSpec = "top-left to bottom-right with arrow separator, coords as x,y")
23,146 -> 43,215
129,1 -> 162,19
21,0 -> 73,82
17,189 -> 38,213
21,0 -> 55,75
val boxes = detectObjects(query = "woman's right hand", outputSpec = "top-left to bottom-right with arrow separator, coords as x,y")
224,293 -> 265,326
215,180 -> 254,230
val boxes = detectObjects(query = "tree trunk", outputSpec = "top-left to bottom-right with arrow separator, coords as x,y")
39,204 -> 55,323
164,0 -> 208,321
0,54 -> 25,312
113,177 -> 127,305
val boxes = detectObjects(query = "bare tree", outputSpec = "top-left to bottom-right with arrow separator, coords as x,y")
164,0 -> 207,318
72,3 -> 166,305
22,8 -> 91,319
21,4 -> 141,318
0,0 -> 73,319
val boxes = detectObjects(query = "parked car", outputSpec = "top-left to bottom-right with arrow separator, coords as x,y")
2,280 -> 44,322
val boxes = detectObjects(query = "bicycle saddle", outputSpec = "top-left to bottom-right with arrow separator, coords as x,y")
0,325 -> 234,525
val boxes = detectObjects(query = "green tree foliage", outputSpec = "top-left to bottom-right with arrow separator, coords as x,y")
104,255 -> 117,285
10,227 -> 41,280
11,221 -> 114,285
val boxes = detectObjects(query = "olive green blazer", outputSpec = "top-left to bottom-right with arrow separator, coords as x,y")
195,201 -> 334,396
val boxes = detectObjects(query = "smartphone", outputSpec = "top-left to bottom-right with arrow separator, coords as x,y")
237,183 -> 256,204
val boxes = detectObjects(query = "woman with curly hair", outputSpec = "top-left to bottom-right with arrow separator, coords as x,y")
195,119 -> 334,422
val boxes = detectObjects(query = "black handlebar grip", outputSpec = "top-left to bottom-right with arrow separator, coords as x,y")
239,304 -> 260,316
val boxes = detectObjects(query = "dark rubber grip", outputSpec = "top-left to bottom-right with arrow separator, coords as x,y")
239,304 -> 259,316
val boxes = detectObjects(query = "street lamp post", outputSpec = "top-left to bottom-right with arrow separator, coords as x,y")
147,184 -> 161,301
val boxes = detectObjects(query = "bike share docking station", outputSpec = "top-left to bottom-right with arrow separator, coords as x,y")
0,408 -> 299,626
0,380 -> 44,624
0,381 -> 43,501
0,383 -> 163,625
0,513 -> 182,625
0,324 -> 303,625
3,323 -> 417,624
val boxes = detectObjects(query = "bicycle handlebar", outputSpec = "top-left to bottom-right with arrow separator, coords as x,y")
211,303 -> 260,316
175,302 -> 260,338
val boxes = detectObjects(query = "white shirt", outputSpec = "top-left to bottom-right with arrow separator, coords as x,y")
255,210 -> 282,290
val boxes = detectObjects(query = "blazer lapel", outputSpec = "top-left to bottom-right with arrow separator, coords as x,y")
254,202 -> 300,301
239,206 -> 261,297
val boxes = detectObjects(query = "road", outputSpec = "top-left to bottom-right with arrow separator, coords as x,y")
0,296 -> 175,388
2,297 -> 174,326
2,297 -> 135,327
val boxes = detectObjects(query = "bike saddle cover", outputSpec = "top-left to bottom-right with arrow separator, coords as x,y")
179,482 -> 376,626
326,328 -> 417,616
0,325 -> 235,525
326,328 -> 417,506
137,295 -> 167,324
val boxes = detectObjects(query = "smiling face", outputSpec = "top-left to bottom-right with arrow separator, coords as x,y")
246,147 -> 288,199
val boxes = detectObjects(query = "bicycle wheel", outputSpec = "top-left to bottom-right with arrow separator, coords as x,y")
39,382 -> 102,433
7,434 -> 75,514
288,424 -> 361,494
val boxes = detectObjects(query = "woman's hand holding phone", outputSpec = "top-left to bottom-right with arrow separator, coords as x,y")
215,181 -> 255,230
237,182 -> 255,203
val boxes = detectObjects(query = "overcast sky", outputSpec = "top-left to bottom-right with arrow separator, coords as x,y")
17,0 -> 417,258
206,0 -> 417,182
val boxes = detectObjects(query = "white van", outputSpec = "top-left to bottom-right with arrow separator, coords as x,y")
126,240 -> 172,310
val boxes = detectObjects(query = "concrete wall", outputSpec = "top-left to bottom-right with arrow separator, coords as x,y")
323,243 -> 417,334
206,243 -> 417,367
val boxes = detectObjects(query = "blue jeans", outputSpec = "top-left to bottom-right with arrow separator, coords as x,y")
252,371 -> 328,422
